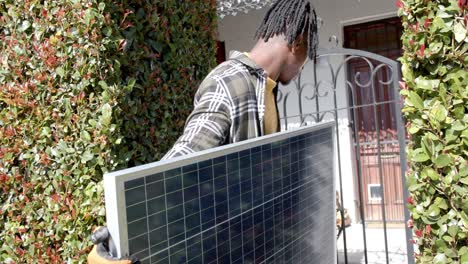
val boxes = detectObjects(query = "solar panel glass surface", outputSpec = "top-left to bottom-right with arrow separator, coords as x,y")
105,123 -> 336,264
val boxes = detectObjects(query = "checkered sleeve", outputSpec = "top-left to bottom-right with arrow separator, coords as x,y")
162,78 -> 232,160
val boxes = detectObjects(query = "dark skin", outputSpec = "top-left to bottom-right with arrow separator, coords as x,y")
248,34 -> 309,85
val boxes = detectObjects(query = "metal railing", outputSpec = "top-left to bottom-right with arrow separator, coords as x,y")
278,48 -> 414,264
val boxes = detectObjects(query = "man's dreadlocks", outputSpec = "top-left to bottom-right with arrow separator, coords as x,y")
255,0 -> 319,62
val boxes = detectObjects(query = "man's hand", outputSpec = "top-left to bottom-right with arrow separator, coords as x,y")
87,227 -> 137,264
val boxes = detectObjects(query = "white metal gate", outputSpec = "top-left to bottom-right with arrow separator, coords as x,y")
278,48 -> 414,264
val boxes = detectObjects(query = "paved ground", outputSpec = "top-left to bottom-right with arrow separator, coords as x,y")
336,224 -> 410,264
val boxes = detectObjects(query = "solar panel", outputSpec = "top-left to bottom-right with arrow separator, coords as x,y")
104,122 -> 336,264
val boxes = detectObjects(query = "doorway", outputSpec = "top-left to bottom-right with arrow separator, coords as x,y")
344,17 -> 405,223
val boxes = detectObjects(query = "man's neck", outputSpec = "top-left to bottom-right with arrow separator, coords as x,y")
248,37 -> 287,81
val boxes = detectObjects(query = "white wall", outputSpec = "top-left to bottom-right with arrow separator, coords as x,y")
217,0 -> 398,224
218,0 -> 397,51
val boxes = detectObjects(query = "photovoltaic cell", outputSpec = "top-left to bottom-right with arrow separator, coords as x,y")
105,123 -> 336,264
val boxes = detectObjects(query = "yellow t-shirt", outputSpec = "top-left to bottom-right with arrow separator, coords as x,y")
244,52 -> 279,134
264,77 -> 279,135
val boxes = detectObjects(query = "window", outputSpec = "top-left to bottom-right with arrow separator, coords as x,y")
368,184 -> 383,202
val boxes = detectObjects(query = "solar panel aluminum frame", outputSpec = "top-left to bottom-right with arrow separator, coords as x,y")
104,121 -> 337,260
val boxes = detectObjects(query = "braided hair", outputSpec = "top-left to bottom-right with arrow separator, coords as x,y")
255,0 -> 319,61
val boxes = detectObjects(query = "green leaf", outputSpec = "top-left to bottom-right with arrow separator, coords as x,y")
432,17 -> 445,32
436,7 -> 452,18
461,212 -> 468,229
408,125 -> 420,134
66,147 -> 75,153
406,176 -> 418,190
446,129 -> 459,143
428,204 -> 441,217
434,197 -> 448,210
429,42 -> 443,54
434,253 -> 447,264
84,9 -> 95,26
415,77 -> 440,90
81,151 -> 94,163
452,120 -> 466,131
64,98 -> 72,120
445,248 -> 457,258
448,225 -> 459,237
125,78 -> 136,92
435,239 -> 447,251
422,136 -> 435,156
412,149 -> 430,162
407,91 -> 424,109
461,177 -> 468,185
463,130 -> 468,139
81,131 -> 92,142
408,183 -> 423,192
460,246 -> 468,255
460,165 -> 468,177
422,167 -> 440,181
443,235 -> 454,242
461,252 -> 468,264
401,63 -> 414,81
98,81 -> 109,90
430,103 -> 447,123
88,119 -> 97,127
56,67 -> 65,78
98,2 -> 106,11
454,22 -> 467,43
100,103 -> 112,126
435,154 -> 452,168
21,20 -> 31,31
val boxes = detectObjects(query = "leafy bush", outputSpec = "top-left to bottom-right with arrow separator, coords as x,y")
398,0 -> 467,262
0,0 -> 217,262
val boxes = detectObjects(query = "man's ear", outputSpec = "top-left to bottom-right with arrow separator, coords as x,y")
291,36 -> 306,54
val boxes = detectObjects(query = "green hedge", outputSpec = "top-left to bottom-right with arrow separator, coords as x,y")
398,0 -> 467,263
0,0 -> 217,262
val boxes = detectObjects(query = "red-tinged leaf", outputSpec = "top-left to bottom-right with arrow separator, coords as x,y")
396,0 -> 404,8
0,173 -> 7,183
418,44 -> 426,57
407,219 -> 414,228
411,22 -> 420,32
14,172 -> 22,181
424,18 -> 431,28
399,81 -> 408,90
415,229 -> 423,237
118,39 -> 127,51
16,247 -> 24,256
426,225 -> 432,234
51,193 -> 61,203
407,196 -> 415,205
39,153 -> 50,165
5,125 -> 16,137
459,0 -> 467,10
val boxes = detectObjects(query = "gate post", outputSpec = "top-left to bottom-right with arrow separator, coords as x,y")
392,67 -> 415,264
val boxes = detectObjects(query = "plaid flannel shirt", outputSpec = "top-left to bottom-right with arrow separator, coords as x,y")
163,51 -> 268,159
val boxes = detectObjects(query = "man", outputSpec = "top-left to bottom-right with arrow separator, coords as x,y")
88,0 -> 318,262
163,0 -> 317,159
